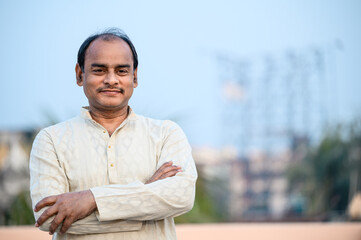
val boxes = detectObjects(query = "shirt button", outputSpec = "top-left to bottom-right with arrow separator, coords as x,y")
103,130 -> 106,133
108,145 -> 111,149
110,163 -> 114,167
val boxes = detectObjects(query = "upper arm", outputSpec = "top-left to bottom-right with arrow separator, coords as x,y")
151,121 -> 197,213
157,121 -> 197,177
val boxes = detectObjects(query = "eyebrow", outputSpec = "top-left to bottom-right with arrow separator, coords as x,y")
91,63 -> 131,68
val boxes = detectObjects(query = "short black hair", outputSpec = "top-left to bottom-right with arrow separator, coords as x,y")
77,28 -> 138,71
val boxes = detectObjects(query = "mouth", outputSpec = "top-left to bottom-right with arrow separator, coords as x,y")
99,88 -> 124,94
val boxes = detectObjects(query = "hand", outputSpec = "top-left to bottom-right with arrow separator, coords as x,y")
146,161 -> 182,184
34,190 -> 97,235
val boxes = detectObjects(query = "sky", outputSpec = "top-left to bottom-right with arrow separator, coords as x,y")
0,0 -> 360,148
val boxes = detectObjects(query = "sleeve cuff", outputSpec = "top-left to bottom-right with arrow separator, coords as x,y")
90,181 -> 144,222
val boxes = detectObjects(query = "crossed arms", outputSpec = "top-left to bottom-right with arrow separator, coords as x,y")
30,126 -> 197,235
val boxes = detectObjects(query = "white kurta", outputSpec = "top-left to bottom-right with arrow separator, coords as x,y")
29,107 -> 197,240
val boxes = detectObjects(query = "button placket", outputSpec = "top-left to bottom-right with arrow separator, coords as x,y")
107,137 -> 117,183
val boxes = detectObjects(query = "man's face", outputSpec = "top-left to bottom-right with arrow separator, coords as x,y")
76,38 -> 138,111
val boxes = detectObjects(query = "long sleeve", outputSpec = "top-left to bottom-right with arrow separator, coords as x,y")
29,129 -> 142,234
90,122 -> 198,221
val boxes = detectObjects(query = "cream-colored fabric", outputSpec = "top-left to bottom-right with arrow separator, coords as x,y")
29,107 -> 197,240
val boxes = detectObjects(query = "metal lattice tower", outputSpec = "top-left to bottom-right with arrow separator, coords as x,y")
218,46 -> 331,157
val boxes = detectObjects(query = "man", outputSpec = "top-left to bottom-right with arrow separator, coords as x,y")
29,28 -> 197,240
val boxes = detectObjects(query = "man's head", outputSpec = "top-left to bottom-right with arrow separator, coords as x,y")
75,28 -> 138,112
77,28 -> 138,72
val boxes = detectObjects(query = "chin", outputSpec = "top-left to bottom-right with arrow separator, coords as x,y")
91,99 -> 128,110
102,104 -> 124,109
102,102 -> 127,109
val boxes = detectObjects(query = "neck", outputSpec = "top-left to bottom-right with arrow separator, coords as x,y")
88,105 -> 129,136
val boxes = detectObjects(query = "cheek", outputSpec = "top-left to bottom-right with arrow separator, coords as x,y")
82,82 -> 92,97
125,82 -> 135,94
82,78 -> 99,95
82,85 -> 91,99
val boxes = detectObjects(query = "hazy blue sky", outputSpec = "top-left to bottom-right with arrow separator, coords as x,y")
1,0 -> 360,148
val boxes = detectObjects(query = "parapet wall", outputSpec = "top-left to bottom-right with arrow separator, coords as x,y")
0,223 -> 360,240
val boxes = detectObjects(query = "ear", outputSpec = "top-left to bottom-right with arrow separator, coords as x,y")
133,68 -> 138,88
75,63 -> 84,86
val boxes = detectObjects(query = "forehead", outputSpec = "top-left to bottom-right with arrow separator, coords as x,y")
84,37 -> 133,66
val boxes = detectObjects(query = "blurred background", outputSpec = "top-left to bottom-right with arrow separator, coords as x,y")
0,0 -> 361,226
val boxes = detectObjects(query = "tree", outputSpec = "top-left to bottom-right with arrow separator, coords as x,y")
287,119 -> 361,220
175,164 -> 227,223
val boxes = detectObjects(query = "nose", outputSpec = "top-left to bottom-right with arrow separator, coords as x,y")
103,71 -> 119,85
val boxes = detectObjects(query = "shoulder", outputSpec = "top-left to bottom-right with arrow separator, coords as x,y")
135,114 -> 183,134
34,116 -> 82,141
135,114 -> 188,145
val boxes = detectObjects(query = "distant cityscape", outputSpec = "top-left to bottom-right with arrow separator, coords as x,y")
0,130 -> 306,222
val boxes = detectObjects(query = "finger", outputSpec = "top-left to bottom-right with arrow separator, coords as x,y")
49,213 -> 65,235
153,165 -> 180,181
36,206 -> 58,227
157,161 -> 173,171
60,215 -> 76,234
160,161 -> 173,168
152,166 -> 181,182
149,162 -> 174,180
145,162 -> 180,184
34,195 -> 57,212
158,169 -> 182,180
159,165 -> 181,175
158,163 -> 179,172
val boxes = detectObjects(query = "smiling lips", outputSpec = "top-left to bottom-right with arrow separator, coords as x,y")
99,88 -> 124,95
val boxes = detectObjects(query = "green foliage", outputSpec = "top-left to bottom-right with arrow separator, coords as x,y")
175,166 -> 226,223
287,119 -> 361,218
6,191 -> 34,225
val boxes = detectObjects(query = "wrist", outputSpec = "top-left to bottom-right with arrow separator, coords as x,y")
85,190 -> 97,211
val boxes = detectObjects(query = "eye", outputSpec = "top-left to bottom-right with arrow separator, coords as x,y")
117,69 -> 128,75
92,69 -> 104,73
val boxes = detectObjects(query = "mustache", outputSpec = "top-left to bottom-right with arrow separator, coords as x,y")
97,87 -> 124,94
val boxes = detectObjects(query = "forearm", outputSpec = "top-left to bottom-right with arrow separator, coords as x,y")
36,211 -> 141,234
32,190 -> 143,234
91,170 -> 197,222
67,215 -> 142,234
